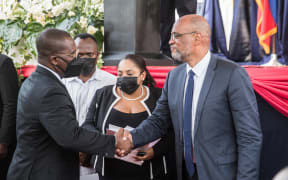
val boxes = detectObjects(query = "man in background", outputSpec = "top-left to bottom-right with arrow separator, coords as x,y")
0,54 -> 18,180
160,0 -> 197,57
63,33 -> 116,175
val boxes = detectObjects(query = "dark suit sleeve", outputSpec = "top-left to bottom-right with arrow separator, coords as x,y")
148,88 -> 174,157
38,87 -> 115,157
131,72 -> 172,148
0,58 -> 18,145
228,67 -> 262,180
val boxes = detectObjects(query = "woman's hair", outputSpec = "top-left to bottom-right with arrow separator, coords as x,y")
118,54 -> 156,87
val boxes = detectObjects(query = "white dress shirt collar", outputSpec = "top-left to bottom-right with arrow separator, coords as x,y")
65,68 -> 101,84
186,51 -> 211,77
62,69 -> 116,126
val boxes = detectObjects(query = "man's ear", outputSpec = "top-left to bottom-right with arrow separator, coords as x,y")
193,34 -> 202,46
96,53 -> 99,60
95,53 -> 99,64
50,56 -> 58,66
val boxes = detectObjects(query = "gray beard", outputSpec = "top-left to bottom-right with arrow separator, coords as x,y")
172,50 -> 182,62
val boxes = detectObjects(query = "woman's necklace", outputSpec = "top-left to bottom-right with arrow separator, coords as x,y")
121,86 -> 144,101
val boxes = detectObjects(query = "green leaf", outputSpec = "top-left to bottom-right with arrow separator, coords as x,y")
56,16 -> 78,31
12,3 -> 27,17
0,20 -> 6,37
14,62 -> 22,69
2,22 -> 23,45
44,23 -> 56,29
26,33 -> 39,56
54,13 -> 67,25
17,21 -> 26,29
94,31 -> 104,51
26,22 -> 44,33
88,15 -> 103,28
24,54 -> 32,61
18,47 -> 26,54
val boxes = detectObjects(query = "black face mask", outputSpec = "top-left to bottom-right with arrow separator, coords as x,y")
116,76 -> 139,94
80,58 -> 96,77
63,57 -> 95,78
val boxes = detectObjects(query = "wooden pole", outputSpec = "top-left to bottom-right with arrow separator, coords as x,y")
262,34 -> 283,66
272,35 -> 276,54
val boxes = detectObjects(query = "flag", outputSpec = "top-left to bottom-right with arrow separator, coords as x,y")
255,0 -> 277,54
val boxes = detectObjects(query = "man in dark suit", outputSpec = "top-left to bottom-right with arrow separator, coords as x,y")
0,54 -> 18,180
7,29 -> 131,180
160,0 -> 197,57
123,15 -> 263,180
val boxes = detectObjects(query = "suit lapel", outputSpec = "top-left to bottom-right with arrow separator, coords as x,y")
193,55 -> 217,138
176,65 -> 187,143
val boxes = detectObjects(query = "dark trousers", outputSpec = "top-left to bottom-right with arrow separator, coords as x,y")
160,0 -> 197,57
182,160 -> 198,180
0,144 -> 15,180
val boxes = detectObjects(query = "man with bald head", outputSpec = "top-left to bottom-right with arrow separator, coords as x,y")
7,29 -> 131,180
124,15 -> 262,180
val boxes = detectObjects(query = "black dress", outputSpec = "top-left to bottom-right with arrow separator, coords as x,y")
99,108 -> 167,180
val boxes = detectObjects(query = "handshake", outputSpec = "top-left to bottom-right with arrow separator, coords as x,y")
114,128 -> 134,157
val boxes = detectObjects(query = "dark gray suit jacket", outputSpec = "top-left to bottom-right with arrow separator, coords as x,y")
7,66 -> 115,180
131,54 -> 262,180
0,54 -> 18,145
0,54 -> 18,179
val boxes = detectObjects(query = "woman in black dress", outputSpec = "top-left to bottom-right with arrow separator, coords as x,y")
83,54 -> 176,180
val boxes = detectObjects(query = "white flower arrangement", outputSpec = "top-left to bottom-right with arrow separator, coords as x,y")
68,11 -> 76,17
87,25 -> 98,35
0,0 -> 104,69
79,16 -> 88,29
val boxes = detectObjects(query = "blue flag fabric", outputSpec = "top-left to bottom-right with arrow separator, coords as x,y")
277,0 -> 288,64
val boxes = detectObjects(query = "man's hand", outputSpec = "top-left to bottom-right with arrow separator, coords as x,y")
0,143 -> 8,159
115,128 -> 133,157
79,152 -> 91,167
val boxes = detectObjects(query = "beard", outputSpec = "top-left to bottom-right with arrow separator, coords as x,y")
172,50 -> 181,60
171,49 -> 184,64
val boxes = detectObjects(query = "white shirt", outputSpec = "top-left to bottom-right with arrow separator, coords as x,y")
38,64 -> 62,82
62,69 -> 116,126
184,51 -> 211,141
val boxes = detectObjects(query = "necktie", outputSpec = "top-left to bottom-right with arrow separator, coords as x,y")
184,70 -> 195,177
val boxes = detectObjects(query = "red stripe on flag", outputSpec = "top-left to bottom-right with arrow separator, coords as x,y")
255,0 -> 277,54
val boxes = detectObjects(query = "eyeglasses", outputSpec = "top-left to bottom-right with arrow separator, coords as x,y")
170,31 -> 198,41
